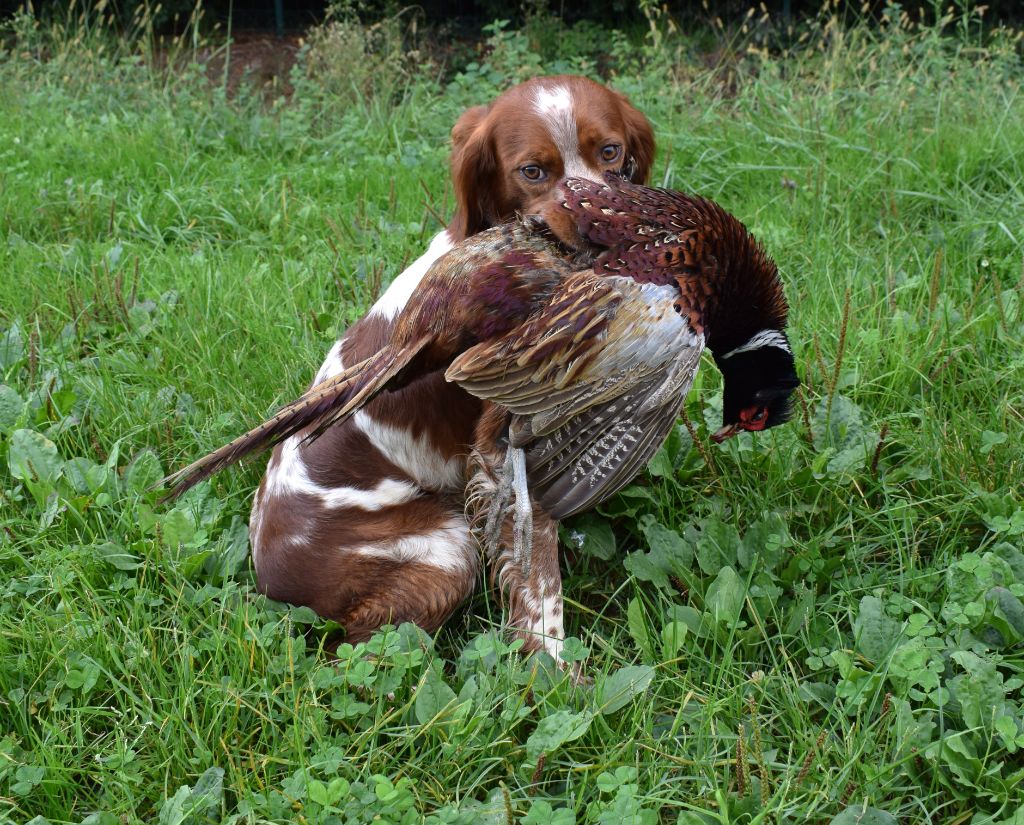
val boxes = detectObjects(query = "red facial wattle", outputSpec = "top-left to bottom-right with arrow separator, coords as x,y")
739,405 -> 769,432
711,406 -> 769,443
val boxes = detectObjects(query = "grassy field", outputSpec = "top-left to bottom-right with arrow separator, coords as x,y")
1,5 -> 1023,824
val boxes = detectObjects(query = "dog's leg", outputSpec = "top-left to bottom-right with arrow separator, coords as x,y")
468,405 -> 570,670
504,505 -> 565,663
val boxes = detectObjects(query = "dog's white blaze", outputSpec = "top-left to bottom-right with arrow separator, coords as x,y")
533,85 -> 602,183
264,435 -> 421,509
721,328 -> 791,359
314,339 -> 345,383
369,230 -> 454,320
319,478 -> 422,510
353,410 -> 465,491
355,516 -> 474,573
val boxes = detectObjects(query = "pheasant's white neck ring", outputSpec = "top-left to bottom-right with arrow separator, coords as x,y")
721,329 -> 791,360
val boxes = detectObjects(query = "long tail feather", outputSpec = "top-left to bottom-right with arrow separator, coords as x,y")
158,335 -> 431,500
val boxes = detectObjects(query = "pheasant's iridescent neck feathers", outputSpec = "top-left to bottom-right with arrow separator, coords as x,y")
560,174 -> 789,355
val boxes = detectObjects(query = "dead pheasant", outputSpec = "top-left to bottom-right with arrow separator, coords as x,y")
162,175 -> 799,517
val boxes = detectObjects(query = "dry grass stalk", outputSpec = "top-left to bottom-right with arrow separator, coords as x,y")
796,728 -> 828,784
736,724 -> 748,796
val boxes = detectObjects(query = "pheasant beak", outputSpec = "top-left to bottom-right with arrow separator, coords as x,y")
710,423 -> 739,443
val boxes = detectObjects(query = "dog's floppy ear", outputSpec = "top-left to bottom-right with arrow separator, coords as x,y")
449,105 -> 499,240
616,93 -> 655,184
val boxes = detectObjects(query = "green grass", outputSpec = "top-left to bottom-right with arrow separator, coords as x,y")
1,6 -> 1024,824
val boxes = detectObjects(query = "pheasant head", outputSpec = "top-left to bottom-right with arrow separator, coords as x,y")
558,173 -> 799,442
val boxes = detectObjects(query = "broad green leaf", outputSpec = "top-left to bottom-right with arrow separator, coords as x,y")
661,620 -> 688,659
830,806 -> 897,825
597,665 -> 655,715
156,785 -> 191,825
525,710 -> 593,760
813,394 -> 868,451
986,586 -> 1024,644
924,731 -> 982,788
666,604 -> 712,639
623,546 -> 673,590
853,596 -> 902,662
0,323 -> 24,369
0,384 -> 25,431
206,516 -> 250,579
646,444 -> 674,478
288,605 -> 320,625
64,457 -> 106,495
688,517 -> 741,575
980,430 -> 1008,455
739,513 -> 790,572
161,508 -> 196,548
8,428 -> 63,486
94,541 -> 142,571
307,779 -> 330,806
995,715 -> 1020,750
950,650 -> 1006,730
522,800 -> 576,825
124,449 -> 163,492
415,669 -> 457,725
641,518 -> 691,568
624,515 -> 692,590
993,542 -> 1024,582
990,805 -> 1024,825
327,777 -> 350,801
982,509 -> 1024,536
563,513 -> 616,560
559,636 -> 590,664
626,597 -> 655,662
827,444 -> 868,476
189,766 -> 224,814
705,565 -> 745,622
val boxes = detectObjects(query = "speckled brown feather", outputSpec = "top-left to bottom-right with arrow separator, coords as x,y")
562,174 -> 788,352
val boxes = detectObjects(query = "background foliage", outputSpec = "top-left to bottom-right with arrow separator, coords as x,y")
1,1 -> 1023,823
2,0 -> 1024,31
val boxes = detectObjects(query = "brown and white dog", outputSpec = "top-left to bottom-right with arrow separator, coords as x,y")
249,75 -> 654,656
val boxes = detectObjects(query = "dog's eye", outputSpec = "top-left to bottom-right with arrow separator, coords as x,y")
520,165 -> 546,182
600,144 -> 622,162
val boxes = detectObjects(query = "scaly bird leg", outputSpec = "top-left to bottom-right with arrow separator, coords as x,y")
509,446 -> 533,579
484,449 -> 515,551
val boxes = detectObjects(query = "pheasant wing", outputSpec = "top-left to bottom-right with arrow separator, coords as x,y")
445,271 -> 619,421
448,272 -> 704,519
527,377 -> 687,519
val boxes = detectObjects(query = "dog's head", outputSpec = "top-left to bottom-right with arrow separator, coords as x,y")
448,75 -> 655,240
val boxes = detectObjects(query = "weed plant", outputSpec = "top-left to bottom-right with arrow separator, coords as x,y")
1,2 -> 1023,823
